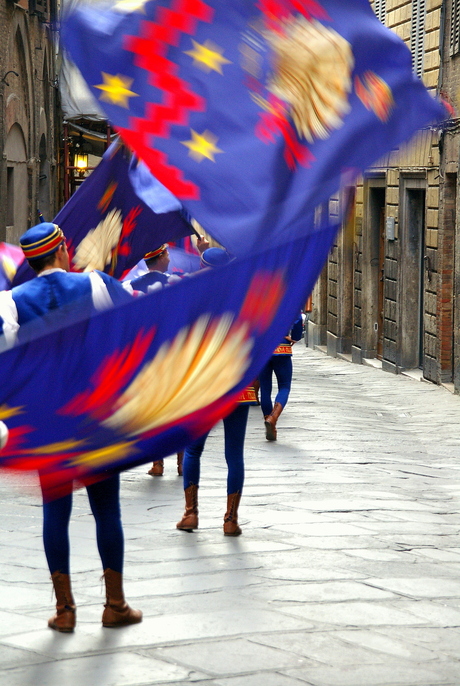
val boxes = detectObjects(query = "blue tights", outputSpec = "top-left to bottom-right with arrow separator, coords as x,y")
182,404 -> 249,494
259,354 -> 293,417
40,474 -> 124,575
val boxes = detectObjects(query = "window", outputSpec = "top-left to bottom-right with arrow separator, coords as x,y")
411,0 -> 426,78
29,0 -> 49,21
451,0 -> 460,55
374,0 -> 386,24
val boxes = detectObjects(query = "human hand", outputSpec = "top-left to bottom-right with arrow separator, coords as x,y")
196,236 -> 210,253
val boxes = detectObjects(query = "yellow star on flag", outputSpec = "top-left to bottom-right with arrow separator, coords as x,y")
94,73 -> 139,108
184,40 -> 232,74
181,130 -> 223,162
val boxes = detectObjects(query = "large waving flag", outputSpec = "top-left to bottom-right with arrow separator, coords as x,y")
62,0 -> 447,257
12,143 -> 193,286
0,226 -> 335,499
0,0 -> 448,496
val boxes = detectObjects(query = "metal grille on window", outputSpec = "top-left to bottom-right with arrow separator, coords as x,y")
451,0 -> 460,56
411,0 -> 426,78
374,0 -> 386,24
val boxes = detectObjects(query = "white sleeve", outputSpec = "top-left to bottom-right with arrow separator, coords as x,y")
89,271 -> 113,311
147,282 -> 163,293
122,280 -> 134,295
0,291 -> 19,348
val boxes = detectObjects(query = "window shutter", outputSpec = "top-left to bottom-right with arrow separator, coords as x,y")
374,0 -> 386,24
29,0 -> 50,21
451,0 -> 460,56
411,0 -> 426,78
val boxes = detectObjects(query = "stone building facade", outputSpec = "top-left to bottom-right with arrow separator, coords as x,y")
308,0 -> 460,391
0,0 -> 60,244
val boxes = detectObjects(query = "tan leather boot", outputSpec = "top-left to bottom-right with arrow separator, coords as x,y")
177,452 -> 183,476
223,492 -> 242,536
176,484 -> 198,530
264,402 -> 283,441
148,460 -> 164,476
48,571 -> 76,633
101,569 -> 142,627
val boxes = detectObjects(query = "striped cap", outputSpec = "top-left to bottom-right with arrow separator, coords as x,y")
144,244 -> 168,261
20,223 -> 65,261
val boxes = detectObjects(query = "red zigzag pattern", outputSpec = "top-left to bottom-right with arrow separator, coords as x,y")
118,0 -> 214,200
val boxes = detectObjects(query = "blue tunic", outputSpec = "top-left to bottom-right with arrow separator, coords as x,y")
130,270 -> 169,294
0,268 -> 131,347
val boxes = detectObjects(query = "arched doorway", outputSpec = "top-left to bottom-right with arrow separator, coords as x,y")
5,123 -> 28,243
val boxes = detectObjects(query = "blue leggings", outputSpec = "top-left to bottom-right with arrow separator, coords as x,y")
40,474 -> 124,575
182,404 -> 249,494
259,354 -> 293,417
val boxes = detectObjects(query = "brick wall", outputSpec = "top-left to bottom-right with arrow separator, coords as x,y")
0,0 -> 60,240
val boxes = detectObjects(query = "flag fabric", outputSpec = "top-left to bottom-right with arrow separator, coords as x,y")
168,245 -> 201,274
0,0 -> 449,496
62,0 -> 447,257
0,243 -> 24,291
0,225 -> 336,499
12,142 -> 193,286
171,236 -> 200,255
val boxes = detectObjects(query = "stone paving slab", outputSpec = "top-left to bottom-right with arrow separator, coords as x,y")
151,638 -> 310,676
240,580 -> 397,603
3,609 -> 312,655
0,652 -> 193,686
282,660 -> 457,686
2,346 -> 460,684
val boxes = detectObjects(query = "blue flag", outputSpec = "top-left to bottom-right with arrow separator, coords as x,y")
62,0 -> 447,257
0,225 -> 335,499
0,0 -> 449,495
12,142 -> 192,286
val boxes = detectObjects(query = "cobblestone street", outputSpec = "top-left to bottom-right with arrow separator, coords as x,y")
1,346 -> 460,686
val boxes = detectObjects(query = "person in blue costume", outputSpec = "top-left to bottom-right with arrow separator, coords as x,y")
130,244 -> 185,476
129,236 -> 209,296
259,314 -> 304,442
0,223 -> 142,633
134,239 -> 209,477
129,244 -> 178,294
176,247 -> 257,536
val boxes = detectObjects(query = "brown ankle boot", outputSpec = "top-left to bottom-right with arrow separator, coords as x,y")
264,402 -> 283,441
177,452 -> 183,476
176,484 -> 198,530
148,460 -> 164,476
101,569 -> 142,628
264,415 -> 277,441
224,492 -> 242,536
48,571 -> 76,633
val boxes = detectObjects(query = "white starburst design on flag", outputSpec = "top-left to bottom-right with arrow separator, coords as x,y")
73,208 -> 123,272
268,17 -> 354,143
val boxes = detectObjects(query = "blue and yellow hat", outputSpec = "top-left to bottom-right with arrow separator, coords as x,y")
20,223 -> 65,261
144,244 -> 168,261
200,247 -> 232,269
